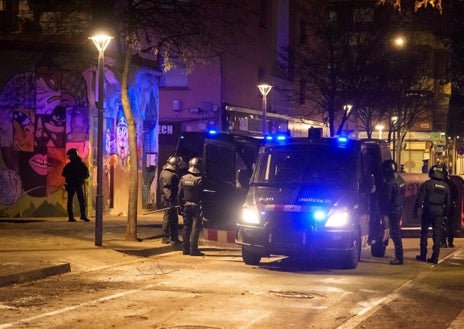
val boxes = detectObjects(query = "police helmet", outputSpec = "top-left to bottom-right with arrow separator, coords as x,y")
66,148 -> 78,158
382,160 -> 398,175
188,157 -> 203,174
165,156 -> 183,171
429,165 -> 445,180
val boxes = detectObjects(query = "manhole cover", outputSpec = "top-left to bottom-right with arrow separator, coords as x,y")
269,290 -> 315,299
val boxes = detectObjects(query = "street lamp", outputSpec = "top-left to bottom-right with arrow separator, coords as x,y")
89,33 -> 112,246
258,83 -> 272,135
343,104 -> 352,115
375,124 -> 385,140
391,116 -> 398,161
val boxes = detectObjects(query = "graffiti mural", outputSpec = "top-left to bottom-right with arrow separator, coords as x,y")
0,54 -> 160,217
0,58 -> 91,216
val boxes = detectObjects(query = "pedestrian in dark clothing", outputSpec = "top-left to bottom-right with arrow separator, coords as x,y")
159,156 -> 183,245
442,166 -> 458,248
178,157 -> 204,256
62,148 -> 90,222
413,165 -> 451,264
381,160 -> 406,265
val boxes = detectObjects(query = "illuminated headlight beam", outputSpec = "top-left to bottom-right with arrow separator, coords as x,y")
241,207 -> 261,225
325,209 -> 349,227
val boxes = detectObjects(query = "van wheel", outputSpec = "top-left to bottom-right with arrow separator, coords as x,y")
371,240 -> 387,257
242,246 -> 261,265
342,237 -> 360,269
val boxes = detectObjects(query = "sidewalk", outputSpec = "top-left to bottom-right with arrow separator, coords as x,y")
0,212 -> 232,287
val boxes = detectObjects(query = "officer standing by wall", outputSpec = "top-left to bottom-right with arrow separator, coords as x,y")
442,166 -> 458,248
381,160 -> 406,265
62,148 -> 90,222
413,165 -> 451,264
159,156 -> 183,244
178,157 -> 204,256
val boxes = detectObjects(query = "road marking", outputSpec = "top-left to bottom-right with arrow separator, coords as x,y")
336,247 -> 464,329
0,288 -> 146,329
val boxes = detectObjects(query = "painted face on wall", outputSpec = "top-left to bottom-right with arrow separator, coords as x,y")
116,116 -> 129,161
13,109 -> 35,152
35,105 -> 66,147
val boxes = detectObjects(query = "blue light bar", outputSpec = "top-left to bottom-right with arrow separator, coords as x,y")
337,136 -> 348,143
264,133 -> 288,143
207,129 -> 218,135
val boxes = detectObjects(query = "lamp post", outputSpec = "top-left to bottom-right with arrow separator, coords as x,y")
258,83 -> 272,135
89,33 -> 112,246
391,116 -> 398,162
375,124 -> 385,140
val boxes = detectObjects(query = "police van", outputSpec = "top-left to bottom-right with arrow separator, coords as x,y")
176,130 -> 262,230
235,134 -> 392,269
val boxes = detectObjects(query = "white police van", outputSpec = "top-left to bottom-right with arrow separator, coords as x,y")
235,134 -> 392,269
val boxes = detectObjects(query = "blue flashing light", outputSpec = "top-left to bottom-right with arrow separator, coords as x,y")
337,136 -> 349,143
207,129 -> 218,135
313,210 -> 326,221
264,133 -> 288,143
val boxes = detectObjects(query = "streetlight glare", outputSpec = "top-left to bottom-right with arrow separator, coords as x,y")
89,34 -> 113,52
393,36 -> 405,48
258,83 -> 272,96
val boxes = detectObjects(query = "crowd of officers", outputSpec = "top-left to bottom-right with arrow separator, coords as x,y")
383,159 -> 457,265
159,155 -> 205,256
158,153 -> 458,263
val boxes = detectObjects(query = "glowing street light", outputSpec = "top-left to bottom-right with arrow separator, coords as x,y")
343,104 -> 353,115
375,124 -> 385,140
393,35 -> 406,48
258,83 -> 272,135
89,33 -> 112,246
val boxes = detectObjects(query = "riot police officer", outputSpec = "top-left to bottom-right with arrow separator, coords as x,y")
413,165 -> 451,264
442,166 -> 458,248
159,155 -> 183,245
381,160 -> 406,265
178,157 -> 204,256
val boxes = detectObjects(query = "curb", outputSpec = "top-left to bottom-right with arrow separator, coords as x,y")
0,262 -> 71,287
202,228 -> 235,244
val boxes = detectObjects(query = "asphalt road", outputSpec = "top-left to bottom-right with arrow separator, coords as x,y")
0,216 -> 463,329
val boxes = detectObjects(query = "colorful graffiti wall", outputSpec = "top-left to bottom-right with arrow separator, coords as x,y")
0,52 -> 159,217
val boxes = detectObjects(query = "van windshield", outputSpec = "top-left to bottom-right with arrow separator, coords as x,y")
253,144 -> 356,188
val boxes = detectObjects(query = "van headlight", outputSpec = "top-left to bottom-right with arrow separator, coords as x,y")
241,206 -> 261,225
325,208 -> 349,227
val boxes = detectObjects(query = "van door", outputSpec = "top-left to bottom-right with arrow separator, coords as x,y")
202,139 -> 245,230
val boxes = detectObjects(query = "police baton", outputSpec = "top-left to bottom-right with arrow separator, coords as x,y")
143,205 -> 180,215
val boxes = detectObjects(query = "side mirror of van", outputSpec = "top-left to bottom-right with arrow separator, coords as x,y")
236,169 -> 251,189
361,174 -> 376,194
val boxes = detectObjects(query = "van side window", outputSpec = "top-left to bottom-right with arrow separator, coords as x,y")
204,143 -> 235,184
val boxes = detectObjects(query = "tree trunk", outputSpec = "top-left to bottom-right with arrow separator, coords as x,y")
121,40 -> 138,241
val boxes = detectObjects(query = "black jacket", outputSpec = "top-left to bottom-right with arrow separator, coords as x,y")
62,157 -> 89,186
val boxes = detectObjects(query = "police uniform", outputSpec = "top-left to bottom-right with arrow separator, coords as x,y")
442,170 -> 458,248
413,165 -> 451,264
159,156 -> 183,244
382,160 -> 406,265
178,157 -> 204,256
